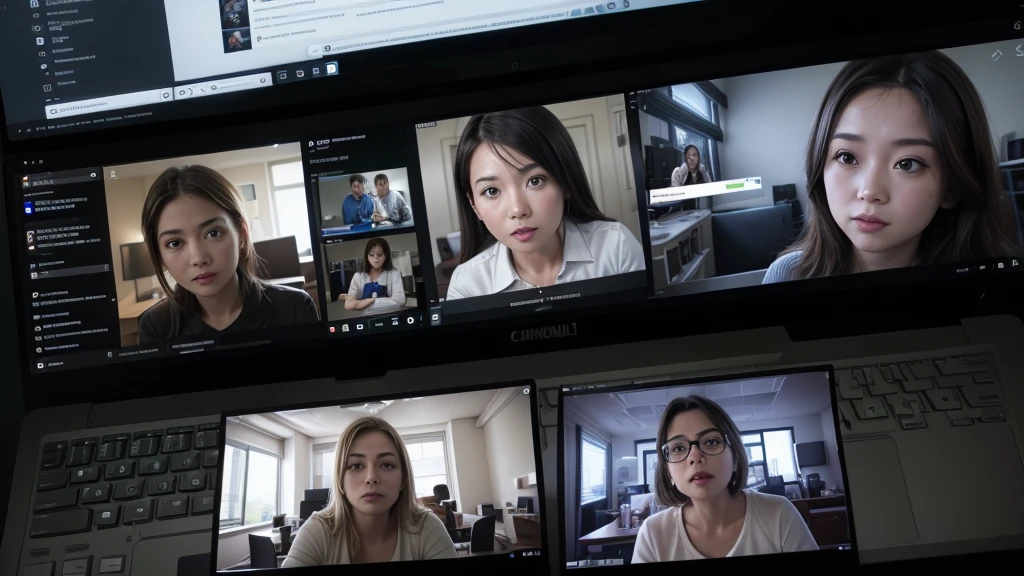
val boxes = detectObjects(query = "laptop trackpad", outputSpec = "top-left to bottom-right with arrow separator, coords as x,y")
130,532 -> 211,576
843,438 -> 918,549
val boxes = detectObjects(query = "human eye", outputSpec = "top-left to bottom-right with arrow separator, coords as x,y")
381,462 -> 397,469
205,228 -> 223,239
526,175 -> 546,188
164,239 -> 182,250
894,158 -> 927,172
703,437 -> 722,448
346,462 -> 363,470
833,151 -> 858,165
480,187 -> 500,198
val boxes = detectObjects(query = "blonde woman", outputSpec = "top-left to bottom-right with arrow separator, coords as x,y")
283,417 -> 457,565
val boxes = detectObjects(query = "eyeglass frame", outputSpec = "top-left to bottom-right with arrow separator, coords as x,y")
660,432 -> 732,463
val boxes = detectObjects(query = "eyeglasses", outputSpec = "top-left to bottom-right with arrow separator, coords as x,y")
661,433 -> 730,463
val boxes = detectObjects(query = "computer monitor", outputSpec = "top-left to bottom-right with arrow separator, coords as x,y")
212,381 -> 547,572
416,98 -> 648,324
0,0 -> 704,141
559,366 -> 856,570
630,39 -> 1024,298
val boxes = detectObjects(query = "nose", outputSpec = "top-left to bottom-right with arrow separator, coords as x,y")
505,186 -> 531,220
188,242 -> 211,267
688,447 -> 706,465
364,467 -> 379,485
856,162 -> 890,204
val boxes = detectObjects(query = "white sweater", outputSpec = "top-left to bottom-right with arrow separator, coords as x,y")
282,512 -> 456,566
631,490 -> 818,563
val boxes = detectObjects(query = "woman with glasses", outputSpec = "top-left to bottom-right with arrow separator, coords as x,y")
632,396 -> 817,563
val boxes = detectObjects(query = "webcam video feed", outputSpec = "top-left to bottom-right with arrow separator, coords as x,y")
304,128 -> 426,332
415,96 -> 648,323
214,385 -> 543,570
220,1 -> 253,52
21,142 -> 322,372
632,40 -> 1024,299
561,369 -> 849,568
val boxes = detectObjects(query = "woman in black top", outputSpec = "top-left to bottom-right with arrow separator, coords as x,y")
138,165 -> 319,343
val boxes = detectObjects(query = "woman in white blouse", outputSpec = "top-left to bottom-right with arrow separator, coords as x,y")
632,395 -> 818,563
445,107 -> 645,300
345,237 -> 406,315
282,416 -> 456,566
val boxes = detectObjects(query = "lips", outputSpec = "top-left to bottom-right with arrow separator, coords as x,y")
193,272 -> 218,286
361,491 -> 384,501
690,472 -> 715,484
511,227 -> 537,242
853,213 -> 888,232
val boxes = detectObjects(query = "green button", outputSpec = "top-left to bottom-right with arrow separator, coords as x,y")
725,182 -> 744,190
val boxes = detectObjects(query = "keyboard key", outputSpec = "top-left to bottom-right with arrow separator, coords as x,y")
980,406 -> 1005,423
202,449 -> 220,469
908,361 -> 937,379
926,389 -> 962,411
973,372 -> 996,383
885,393 -> 916,416
104,461 -> 134,480
852,368 -> 871,386
935,356 -> 990,375
191,491 -> 215,515
123,499 -> 153,525
33,488 -> 78,512
899,397 -> 928,430
901,377 -> 933,392
98,556 -> 125,574
65,439 -> 97,467
61,556 -> 91,575
113,478 -> 145,501
834,369 -> 863,399
936,374 -> 973,388
68,466 -> 100,485
129,437 -> 159,458
162,434 -> 191,454
138,456 -> 167,476
155,494 -> 188,520
96,434 -> 129,462
170,452 -> 199,472
29,508 -> 92,538
195,430 -> 220,449
879,365 -> 894,381
38,469 -> 70,491
179,471 -> 207,492
147,475 -> 175,496
853,397 -> 887,419
866,368 -> 900,395
93,504 -> 120,529
40,441 -> 68,470
962,383 -> 1001,407
21,563 -> 54,576
888,364 -> 906,380
80,483 -> 112,504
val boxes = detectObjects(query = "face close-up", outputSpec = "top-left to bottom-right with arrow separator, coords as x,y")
824,87 -> 948,262
468,144 -> 565,256
665,409 -> 735,502
351,180 -> 364,197
686,147 -> 700,170
343,430 -> 403,517
156,193 -> 241,299
375,180 -> 389,197
366,245 -> 386,272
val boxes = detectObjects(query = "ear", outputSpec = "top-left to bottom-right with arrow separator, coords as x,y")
939,192 -> 958,210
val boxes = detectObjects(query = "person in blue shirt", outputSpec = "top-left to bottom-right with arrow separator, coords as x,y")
342,174 -> 375,225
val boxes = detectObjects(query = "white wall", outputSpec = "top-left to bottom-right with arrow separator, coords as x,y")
226,421 -> 283,455
483,393 -> 539,514
415,96 -> 640,267
448,418 -> 492,514
609,429 -> 656,488
713,41 -> 1024,213
282,432 -> 309,517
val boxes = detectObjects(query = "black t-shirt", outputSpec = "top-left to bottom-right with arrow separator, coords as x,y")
137,282 -> 319,343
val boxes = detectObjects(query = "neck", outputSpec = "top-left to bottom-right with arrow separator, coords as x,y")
351,509 -> 394,545
378,190 -> 389,198
353,192 -> 362,199
195,272 -> 244,324
851,236 -> 920,273
510,226 -> 564,283
686,489 -> 744,531
368,267 -> 383,279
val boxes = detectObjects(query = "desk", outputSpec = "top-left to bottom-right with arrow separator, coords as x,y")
252,525 -> 299,554
578,518 -> 640,547
117,294 -> 164,346
649,209 -> 711,248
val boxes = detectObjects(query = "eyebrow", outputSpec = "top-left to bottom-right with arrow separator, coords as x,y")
473,162 -> 542,186
831,132 -> 936,148
671,427 -> 721,441
347,452 -> 397,459
158,216 -> 226,239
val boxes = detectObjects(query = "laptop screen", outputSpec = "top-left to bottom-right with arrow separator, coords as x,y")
211,381 -> 545,573
559,367 -> 855,570
0,0 -> 704,140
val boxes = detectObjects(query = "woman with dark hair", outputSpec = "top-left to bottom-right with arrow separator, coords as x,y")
670,144 -> 712,187
445,106 -> 645,299
632,396 -> 816,563
283,417 -> 456,565
138,165 -> 318,342
345,237 -> 406,315
763,50 -> 1023,284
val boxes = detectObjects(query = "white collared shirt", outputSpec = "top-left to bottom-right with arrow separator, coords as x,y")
445,219 -> 645,300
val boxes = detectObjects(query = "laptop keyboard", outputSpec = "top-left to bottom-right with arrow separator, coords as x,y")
19,416 -> 219,576
834,353 -> 1005,437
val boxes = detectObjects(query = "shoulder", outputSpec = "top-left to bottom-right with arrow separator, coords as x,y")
643,505 -> 679,530
746,490 -> 797,518
416,510 -> 447,534
576,219 -> 631,237
449,243 -> 500,286
138,298 -> 177,336
261,282 -> 314,305
763,250 -> 803,284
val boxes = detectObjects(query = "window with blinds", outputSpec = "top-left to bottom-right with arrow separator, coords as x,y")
580,430 -> 609,504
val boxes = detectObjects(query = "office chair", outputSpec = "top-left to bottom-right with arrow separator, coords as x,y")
517,496 -> 534,513
433,484 -> 450,502
444,507 -> 464,543
456,514 -> 497,554
248,534 -> 278,568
